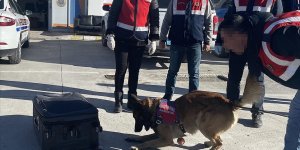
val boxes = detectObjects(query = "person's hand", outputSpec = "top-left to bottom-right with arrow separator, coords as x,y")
106,34 -> 115,50
203,44 -> 211,52
159,41 -> 166,49
232,99 -> 242,110
147,41 -> 156,55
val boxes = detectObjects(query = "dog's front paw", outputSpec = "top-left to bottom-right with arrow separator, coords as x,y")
130,146 -> 139,150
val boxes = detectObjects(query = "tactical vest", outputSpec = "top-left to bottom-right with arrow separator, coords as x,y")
168,0 -> 208,45
234,0 -> 275,12
115,0 -> 151,41
259,11 -> 300,88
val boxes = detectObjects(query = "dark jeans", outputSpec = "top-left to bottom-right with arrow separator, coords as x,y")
227,52 -> 265,114
284,90 -> 300,150
114,40 -> 145,95
164,43 -> 202,99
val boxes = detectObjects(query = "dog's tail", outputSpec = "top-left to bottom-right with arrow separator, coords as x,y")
237,74 -> 265,107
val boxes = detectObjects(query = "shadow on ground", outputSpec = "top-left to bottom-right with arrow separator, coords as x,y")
0,115 -> 39,150
0,41 -> 229,70
0,115 -> 143,150
174,143 -> 207,150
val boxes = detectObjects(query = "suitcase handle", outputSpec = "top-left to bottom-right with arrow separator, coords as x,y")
70,128 -> 78,137
64,126 -> 79,138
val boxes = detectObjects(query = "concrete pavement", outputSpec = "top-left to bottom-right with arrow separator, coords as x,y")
0,31 -> 297,150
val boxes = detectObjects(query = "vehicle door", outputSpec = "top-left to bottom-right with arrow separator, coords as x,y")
8,0 -> 29,44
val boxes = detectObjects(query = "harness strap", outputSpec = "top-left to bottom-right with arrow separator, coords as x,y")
179,123 -> 186,133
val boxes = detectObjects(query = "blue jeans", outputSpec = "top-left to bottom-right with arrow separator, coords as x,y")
164,43 -> 202,99
284,90 -> 300,150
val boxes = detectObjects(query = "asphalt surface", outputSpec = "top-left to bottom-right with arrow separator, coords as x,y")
0,31 -> 297,150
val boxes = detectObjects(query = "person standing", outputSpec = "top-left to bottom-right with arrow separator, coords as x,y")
106,0 -> 159,113
215,0 -> 283,128
219,10 -> 300,150
159,0 -> 213,100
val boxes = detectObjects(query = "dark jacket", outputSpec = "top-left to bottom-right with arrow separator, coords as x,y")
244,12 -> 300,89
159,0 -> 213,46
282,0 -> 300,12
216,0 -> 283,45
106,0 -> 159,43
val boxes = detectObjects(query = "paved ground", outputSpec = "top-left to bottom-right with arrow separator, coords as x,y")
0,31 -> 297,150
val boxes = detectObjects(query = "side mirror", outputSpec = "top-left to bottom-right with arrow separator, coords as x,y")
102,5 -> 111,11
25,10 -> 32,16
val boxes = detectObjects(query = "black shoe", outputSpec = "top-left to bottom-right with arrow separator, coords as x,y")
252,113 -> 263,128
114,102 -> 122,113
114,92 -> 123,113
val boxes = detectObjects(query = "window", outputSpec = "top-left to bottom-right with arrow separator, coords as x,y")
211,0 -> 232,9
0,0 -> 4,9
13,0 -> 25,15
8,0 -> 18,13
8,0 -> 19,13
158,0 -> 171,9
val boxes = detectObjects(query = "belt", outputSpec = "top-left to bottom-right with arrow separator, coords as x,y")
116,38 -> 147,47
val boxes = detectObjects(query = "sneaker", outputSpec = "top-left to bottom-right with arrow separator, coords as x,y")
252,113 -> 263,128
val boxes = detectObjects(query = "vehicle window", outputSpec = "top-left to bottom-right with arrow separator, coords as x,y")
13,0 -> 25,15
221,1 -> 232,8
0,0 -> 4,9
211,0 -> 232,9
158,0 -> 171,9
209,0 -> 215,10
25,2 -> 37,13
8,0 -> 19,14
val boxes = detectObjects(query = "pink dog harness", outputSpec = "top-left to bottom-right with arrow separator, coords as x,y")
155,99 -> 186,133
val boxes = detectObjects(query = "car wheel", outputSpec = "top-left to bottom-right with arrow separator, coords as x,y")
8,41 -> 22,64
22,39 -> 30,48
102,23 -> 107,47
213,45 -> 229,58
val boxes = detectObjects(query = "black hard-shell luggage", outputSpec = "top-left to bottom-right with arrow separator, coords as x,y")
32,92 -> 102,150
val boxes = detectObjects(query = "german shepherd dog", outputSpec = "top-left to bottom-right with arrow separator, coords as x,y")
127,75 -> 263,150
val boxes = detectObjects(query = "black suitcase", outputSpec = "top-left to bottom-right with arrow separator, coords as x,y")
32,92 -> 102,150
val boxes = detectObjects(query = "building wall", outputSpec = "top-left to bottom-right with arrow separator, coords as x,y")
51,0 -> 68,28
50,0 -> 105,31
79,0 -> 87,15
